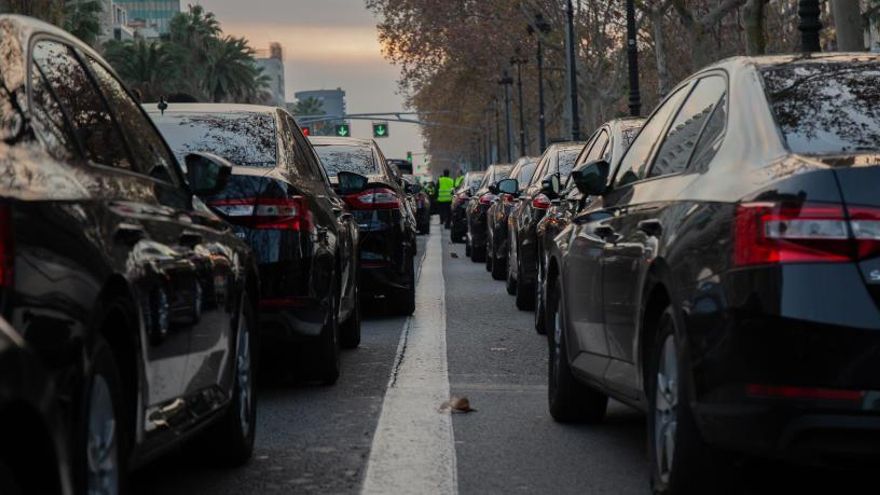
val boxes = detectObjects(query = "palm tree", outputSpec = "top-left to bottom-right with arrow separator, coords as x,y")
169,4 -> 220,53
203,36 -> 267,103
64,0 -> 103,46
292,97 -> 325,116
104,39 -> 182,102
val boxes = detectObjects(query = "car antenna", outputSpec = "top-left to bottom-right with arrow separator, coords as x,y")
158,97 -> 168,116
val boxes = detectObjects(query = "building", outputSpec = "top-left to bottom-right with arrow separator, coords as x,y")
255,43 -> 286,106
293,88 -> 347,119
116,0 -> 180,36
97,0 -> 134,43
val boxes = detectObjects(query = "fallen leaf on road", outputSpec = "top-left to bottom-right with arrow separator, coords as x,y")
439,396 -> 476,413
450,252 -> 459,258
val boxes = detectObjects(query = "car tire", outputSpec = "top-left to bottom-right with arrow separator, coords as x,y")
465,239 -> 472,257
534,260 -> 547,335
391,254 -> 416,316
471,242 -> 486,263
340,284 -> 361,349
505,255 -> 517,295
485,242 -> 492,272
547,278 -> 607,423
77,336 -> 126,495
515,255 -> 535,311
202,294 -> 258,466
648,307 -> 719,495
317,285 -> 342,386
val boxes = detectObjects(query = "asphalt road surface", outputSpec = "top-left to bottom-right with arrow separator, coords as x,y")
132,224 -> 871,495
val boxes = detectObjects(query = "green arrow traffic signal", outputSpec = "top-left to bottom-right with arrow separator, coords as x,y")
335,124 -> 350,137
373,122 -> 389,138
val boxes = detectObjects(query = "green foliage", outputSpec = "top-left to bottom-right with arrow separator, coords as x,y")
104,38 -> 182,101
291,97 -> 325,116
63,0 -> 103,46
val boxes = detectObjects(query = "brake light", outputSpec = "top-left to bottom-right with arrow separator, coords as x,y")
746,384 -> 864,402
0,205 -> 12,287
479,193 -> 497,205
733,202 -> 880,267
345,188 -> 400,210
453,192 -> 468,208
502,193 -> 515,205
532,194 -> 551,210
209,197 -> 313,232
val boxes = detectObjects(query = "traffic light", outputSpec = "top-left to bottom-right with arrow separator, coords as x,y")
406,151 -> 413,163
372,122 -> 389,138
335,123 -> 350,137
301,126 -> 311,137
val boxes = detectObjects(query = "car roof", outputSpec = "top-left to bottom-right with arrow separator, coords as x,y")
309,136 -> 374,147
144,102 -> 279,116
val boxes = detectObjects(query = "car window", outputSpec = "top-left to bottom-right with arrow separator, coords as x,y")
688,93 -> 728,173
151,111 -> 277,169
313,144 -> 380,177
557,148 -> 581,180
615,84 -> 689,188
649,75 -> 726,178
585,131 -> 609,164
518,162 -> 537,189
761,60 -> 880,155
29,67 -> 78,160
86,56 -> 180,183
532,154 -> 551,185
32,40 -> 132,170
276,113 -> 305,179
288,114 -> 328,184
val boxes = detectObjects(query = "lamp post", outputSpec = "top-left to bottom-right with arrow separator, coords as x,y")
565,0 -> 581,140
511,53 -> 528,157
798,0 -> 822,52
494,96 -> 501,163
498,71 -> 514,162
530,13 -> 552,153
625,0 -> 641,117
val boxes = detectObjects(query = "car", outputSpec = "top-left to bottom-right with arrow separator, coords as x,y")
533,118 -> 644,334
309,137 -> 418,316
506,142 -> 584,310
387,158 -> 413,175
542,53 -> 880,494
486,157 -> 538,282
149,103 -> 361,384
403,174 -> 431,235
0,15 -> 260,493
451,171 -> 485,244
465,164 -> 513,263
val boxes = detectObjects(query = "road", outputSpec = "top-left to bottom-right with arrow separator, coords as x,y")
132,226 -> 866,495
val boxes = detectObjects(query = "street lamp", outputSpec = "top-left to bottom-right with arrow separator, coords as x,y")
798,0 -> 822,52
511,52 -> 528,157
565,0 -> 581,141
498,71 -> 514,162
625,0 -> 641,117
529,13 -> 552,153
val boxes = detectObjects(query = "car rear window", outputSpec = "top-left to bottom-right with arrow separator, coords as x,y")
558,148 -> 581,179
152,112 -> 277,167
761,60 -> 880,155
313,145 -> 379,177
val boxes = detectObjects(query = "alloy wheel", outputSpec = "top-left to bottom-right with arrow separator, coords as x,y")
654,334 -> 678,486
236,310 -> 253,436
87,375 -> 119,495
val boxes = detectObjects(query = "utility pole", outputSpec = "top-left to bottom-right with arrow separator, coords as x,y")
625,0 -> 641,117
798,0 -> 822,52
530,13 -> 552,153
494,97 -> 501,163
511,53 -> 528,157
565,0 -> 581,140
498,71 -> 514,162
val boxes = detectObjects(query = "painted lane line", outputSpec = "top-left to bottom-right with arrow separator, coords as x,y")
362,230 -> 458,495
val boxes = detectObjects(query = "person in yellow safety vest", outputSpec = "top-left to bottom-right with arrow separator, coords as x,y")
454,170 -> 465,189
437,169 -> 454,229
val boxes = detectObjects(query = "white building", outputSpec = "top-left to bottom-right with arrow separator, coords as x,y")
255,43 -> 286,106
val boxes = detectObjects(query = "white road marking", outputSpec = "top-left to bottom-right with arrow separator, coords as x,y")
362,230 -> 458,495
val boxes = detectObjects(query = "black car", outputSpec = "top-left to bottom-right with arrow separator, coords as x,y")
533,118 -> 644,334
0,15 -> 259,493
403,174 -> 431,235
451,171 -> 484,244
150,104 -> 361,384
465,164 -> 512,263
542,54 -> 880,494
486,157 -> 538,282
505,143 -> 584,310
310,137 -> 418,316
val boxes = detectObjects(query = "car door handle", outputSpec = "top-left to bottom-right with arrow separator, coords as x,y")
179,230 -> 203,247
638,219 -> 663,237
114,223 -> 145,245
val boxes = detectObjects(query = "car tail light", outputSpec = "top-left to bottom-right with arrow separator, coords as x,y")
746,384 -> 864,402
733,202 -> 862,267
532,194 -> 551,210
209,197 -> 314,232
453,192 -> 468,208
479,193 -> 497,205
345,188 -> 400,210
847,206 -> 880,259
0,205 -> 12,287
502,193 -> 515,205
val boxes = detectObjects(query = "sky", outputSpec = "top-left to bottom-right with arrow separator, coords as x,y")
195,0 -> 427,170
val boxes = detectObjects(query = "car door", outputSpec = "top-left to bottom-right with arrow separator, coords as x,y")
602,75 -> 727,396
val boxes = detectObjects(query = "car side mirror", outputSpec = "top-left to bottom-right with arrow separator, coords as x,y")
488,183 -> 499,195
405,182 -> 421,195
571,160 -> 610,196
337,171 -> 369,195
541,174 -> 561,198
497,178 -> 519,195
185,152 -> 233,197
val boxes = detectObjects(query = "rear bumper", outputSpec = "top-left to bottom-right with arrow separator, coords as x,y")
452,205 -> 468,234
354,210 -> 412,298
360,264 -> 411,298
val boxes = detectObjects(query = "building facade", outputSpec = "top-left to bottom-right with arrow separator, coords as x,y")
255,43 -> 286,106
115,0 -> 180,36
97,0 -> 133,42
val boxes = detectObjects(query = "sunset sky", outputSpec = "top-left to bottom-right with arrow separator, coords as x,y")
196,0 -> 427,166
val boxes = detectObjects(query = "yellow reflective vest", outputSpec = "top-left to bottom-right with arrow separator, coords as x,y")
437,176 -> 454,203
454,175 -> 464,188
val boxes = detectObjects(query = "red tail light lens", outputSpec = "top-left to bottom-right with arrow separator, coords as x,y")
532,194 -> 551,210
733,202 -> 880,267
209,197 -> 313,232
502,193 -> 515,205
746,384 -> 864,402
479,193 -> 497,205
345,188 -> 400,210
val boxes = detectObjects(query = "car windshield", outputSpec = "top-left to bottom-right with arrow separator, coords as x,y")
313,144 -> 379,177
761,60 -> 880,155
152,112 -> 277,167
518,162 -> 537,186
558,148 -> 581,179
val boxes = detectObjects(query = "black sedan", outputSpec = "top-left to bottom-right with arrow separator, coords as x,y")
403,174 -> 431,235
150,104 -> 361,384
1,15 -> 259,493
486,157 -> 538,282
451,171 -> 485,244
533,118 -> 644,334
542,54 -> 880,494
310,137 -> 418,316
505,142 -> 584,310
465,164 -> 512,263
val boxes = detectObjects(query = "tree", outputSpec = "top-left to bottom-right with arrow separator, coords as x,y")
291,97 -> 326,116
0,0 -> 64,24
63,0 -> 102,46
203,36 -> 267,103
831,0 -> 864,51
104,38 -> 182,101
